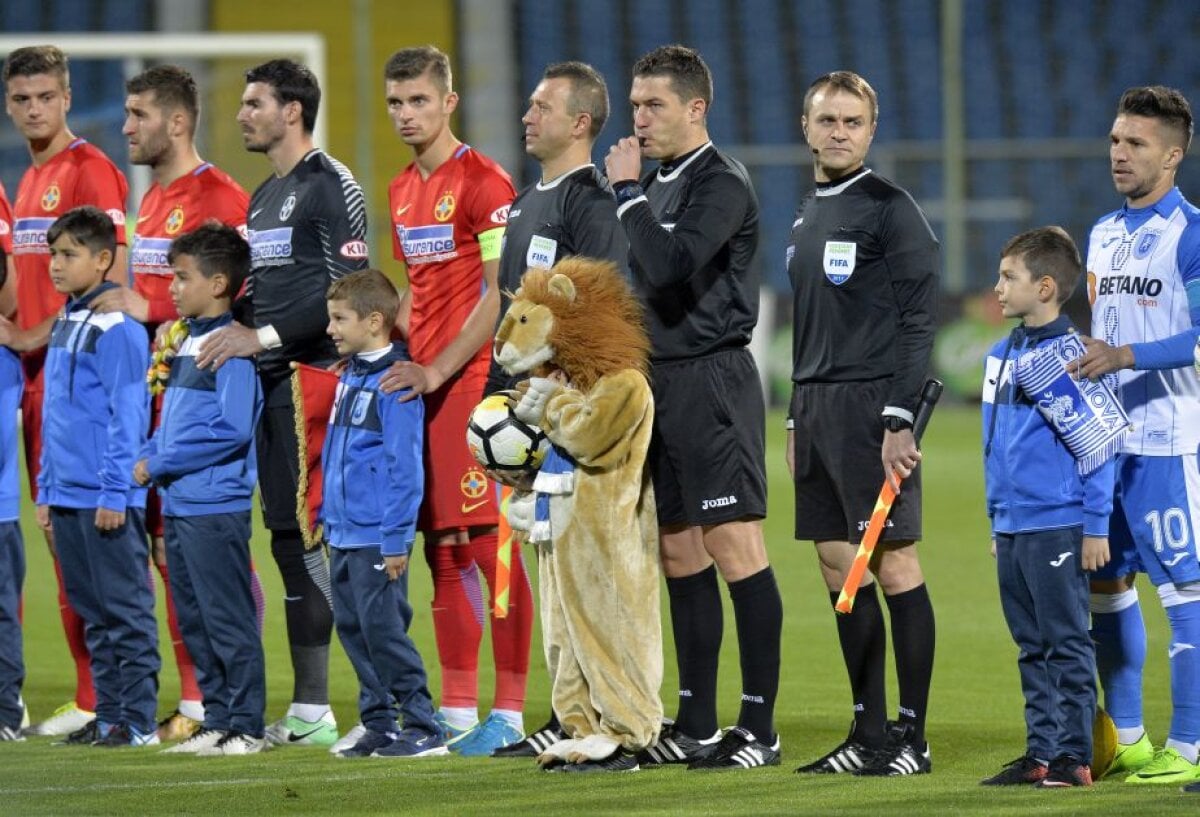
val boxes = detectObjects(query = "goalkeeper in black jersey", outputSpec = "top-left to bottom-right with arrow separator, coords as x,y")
788,72 -> 939,778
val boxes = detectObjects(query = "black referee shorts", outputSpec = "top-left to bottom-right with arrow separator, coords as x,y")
649,347 -> 767,527
257,378 -> 302,533
790,380 -> 922,544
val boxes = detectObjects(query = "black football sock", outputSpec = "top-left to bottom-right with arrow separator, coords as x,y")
831,584 -> 887,747
271,531 -> 333,704
666,564 -> 722,738
885,583 -> 935,745
729,566 -> 782,742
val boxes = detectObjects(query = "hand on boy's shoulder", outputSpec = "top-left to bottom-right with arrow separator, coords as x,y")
91,286 -> 149,322
195,322 -> 263,371
1072,336 -> 1135,380
133,459 -> 151,487
379,360 -> 442,402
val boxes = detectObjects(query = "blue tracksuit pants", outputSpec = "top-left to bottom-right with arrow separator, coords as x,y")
995,525 -> 1096,763
0,521 -> 24,730
330,546 -> 437,735
164,513 -> 265,736
52,507 -> 159,734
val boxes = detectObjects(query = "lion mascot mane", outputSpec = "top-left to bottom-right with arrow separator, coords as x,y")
494,256 -> 662,767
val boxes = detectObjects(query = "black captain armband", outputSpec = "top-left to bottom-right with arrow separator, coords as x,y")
612,180 -> 645,207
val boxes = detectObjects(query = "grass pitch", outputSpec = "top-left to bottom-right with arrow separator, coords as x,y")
6,406 -> 1196,815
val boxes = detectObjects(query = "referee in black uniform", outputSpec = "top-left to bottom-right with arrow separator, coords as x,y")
486,60 -> 627,757
606,44 -> 783,771
788,72 -> 938,777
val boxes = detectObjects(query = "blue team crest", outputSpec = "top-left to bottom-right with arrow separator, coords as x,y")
1133,230 -> 1161,259
823,240 -> 856,285
350,391 -> 373,425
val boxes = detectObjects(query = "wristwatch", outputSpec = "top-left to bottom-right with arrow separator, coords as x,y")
882,415 -> 913,433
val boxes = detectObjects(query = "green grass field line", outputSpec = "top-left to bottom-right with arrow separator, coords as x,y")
5,405 -> 1195,815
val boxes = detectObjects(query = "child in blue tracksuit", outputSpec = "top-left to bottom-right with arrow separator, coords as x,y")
35,206 -> 157,747
0,320 -> 25,742
321,269 -> 445,759
134,224 -> 266,756
981,227 -> 1116,788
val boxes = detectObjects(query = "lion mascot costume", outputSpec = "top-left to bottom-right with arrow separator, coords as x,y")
493,256 -> 662,772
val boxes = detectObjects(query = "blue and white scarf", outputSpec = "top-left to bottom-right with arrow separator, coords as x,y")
1013,333 -> 1131,475
528,445 -> 576,546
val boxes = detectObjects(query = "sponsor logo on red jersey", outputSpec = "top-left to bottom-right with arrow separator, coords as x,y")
489,204 -> 510,225
434,191 -> 456,222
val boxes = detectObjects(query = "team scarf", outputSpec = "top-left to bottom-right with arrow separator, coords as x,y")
1013,333 -> 1131,475
528,445 -> 576,548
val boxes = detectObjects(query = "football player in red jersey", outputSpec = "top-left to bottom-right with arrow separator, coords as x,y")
0,45 -> 129,739
378,45 -> 531,756
91,64 -> 259,743
0,183 -> 14,318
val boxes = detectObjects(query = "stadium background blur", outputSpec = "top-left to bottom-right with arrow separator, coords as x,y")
4,0 -> 1198,404
1,5 -> 1197,810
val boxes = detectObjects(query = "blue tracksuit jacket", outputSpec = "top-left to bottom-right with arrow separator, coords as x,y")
144,313 -> 263,516
321,344 -> 424,556
982,315 -> 1114,537
0,348 -> 20,522
37,282 -> 149,512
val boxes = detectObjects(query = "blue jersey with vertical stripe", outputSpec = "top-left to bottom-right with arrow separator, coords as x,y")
1087,187 -> 1200,456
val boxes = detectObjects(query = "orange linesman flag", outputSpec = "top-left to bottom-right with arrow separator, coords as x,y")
290,361 -> 340,549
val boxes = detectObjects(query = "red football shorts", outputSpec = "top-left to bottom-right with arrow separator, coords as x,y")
419,385 -> 498,532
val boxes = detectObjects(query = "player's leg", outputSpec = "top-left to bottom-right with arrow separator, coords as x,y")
981,531 -> 1052,785
426,388 -> 530,751
794,382 -> 888,773
870,540 -> 935,775
1090,455 -> 1150,772
1123,454 -> 1200,784
257,397 -> 336,745
0,521 -> 25,738
680,348 -> 779,770
635,357 -> 723,766
23,386 -> 95,735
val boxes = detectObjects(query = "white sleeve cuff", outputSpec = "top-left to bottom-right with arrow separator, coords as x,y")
616,195 -> 648,219
256,324 -> 282,350
881,405 -> 915,424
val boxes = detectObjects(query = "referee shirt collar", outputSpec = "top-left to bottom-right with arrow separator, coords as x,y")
815,166 -> 872,197
657,142 -> 712,182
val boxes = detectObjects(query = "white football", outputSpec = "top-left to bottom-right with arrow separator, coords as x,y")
466,393 -> 549,472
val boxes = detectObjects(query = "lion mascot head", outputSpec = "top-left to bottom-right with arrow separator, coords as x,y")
493,257 -> 650,392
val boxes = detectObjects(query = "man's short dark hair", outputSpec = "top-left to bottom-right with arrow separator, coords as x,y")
1001,226 -> 1081,305
168,223 -> 251,299
3,45 -> 69,87
803,71 -> 879,125
46,207 -> 117,273
543,61 -> 609,139
245,59 -> 320,134
1118,85 -> 1193,152
127,64 -> 199,134
632,45 -> 713,108
384,46 -> 453,95
327,269 -> 400,328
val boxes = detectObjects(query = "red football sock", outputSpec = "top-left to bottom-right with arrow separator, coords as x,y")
469,532 -> 531,712
425,540 -> 484,708
155,560 -> 202,703
53,557 -> 95,712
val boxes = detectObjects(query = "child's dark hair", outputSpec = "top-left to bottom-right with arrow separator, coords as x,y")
167,222 -> 251,298
1000,226 -> 1081,305
46,206 -> 117,267
327,269 -> 400,328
